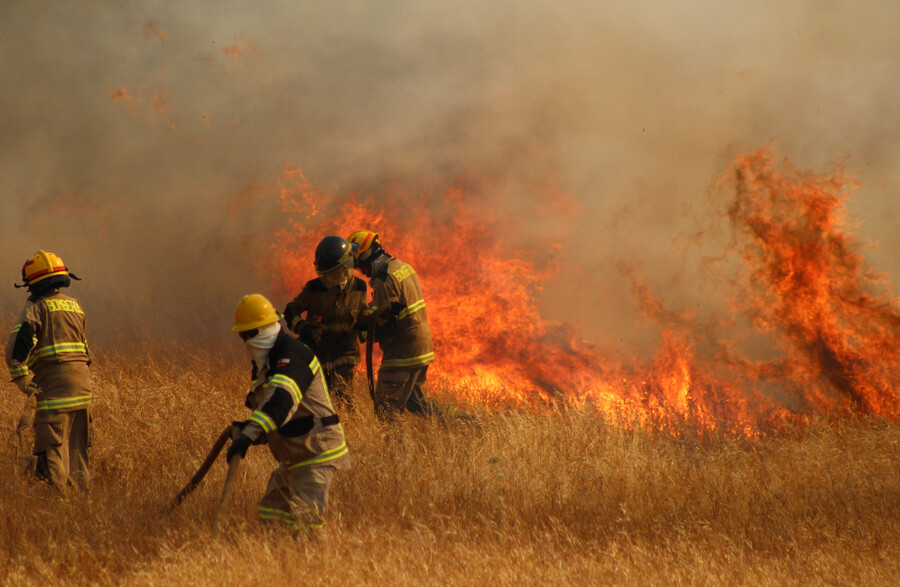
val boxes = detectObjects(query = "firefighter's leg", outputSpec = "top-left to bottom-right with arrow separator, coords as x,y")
33,410 -> 72,490
68,409 -> 90,492
258,465 -> 297,530
287,464 -> 336,531
404,366 -> 432,415
374,368 -> 418,417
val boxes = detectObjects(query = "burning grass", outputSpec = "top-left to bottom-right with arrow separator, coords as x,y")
0,346 -> 897,585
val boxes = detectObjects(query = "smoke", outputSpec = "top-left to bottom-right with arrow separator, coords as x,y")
2,0 -> 899,352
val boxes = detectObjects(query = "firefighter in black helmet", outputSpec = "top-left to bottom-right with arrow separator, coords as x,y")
283,236 -> 369,409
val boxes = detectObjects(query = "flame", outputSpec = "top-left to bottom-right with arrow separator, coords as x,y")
263,150 -> 900,433
726,149 -> 900,419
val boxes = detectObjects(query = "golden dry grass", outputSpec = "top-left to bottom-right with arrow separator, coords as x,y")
0,346 -> 898,586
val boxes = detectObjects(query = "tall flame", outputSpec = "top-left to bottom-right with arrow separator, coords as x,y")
264,149 -> 900,433
726,150 -> 900,418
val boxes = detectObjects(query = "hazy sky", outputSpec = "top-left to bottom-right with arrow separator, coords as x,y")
2,1 -> 899,350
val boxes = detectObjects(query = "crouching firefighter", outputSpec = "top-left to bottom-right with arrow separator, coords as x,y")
227,293 -> 350,532
283,236 -> 369,410
5,250 -> 91,491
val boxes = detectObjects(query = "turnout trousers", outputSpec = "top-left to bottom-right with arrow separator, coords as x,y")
258,463 -> 337,531
34,408 -> 89,492
374,365 -> 432,417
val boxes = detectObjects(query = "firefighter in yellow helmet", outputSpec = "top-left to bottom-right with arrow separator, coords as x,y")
227,293 -> 350,531
5,251 -> 91,491
283,236 -> 369,410
347,230 -> 435,417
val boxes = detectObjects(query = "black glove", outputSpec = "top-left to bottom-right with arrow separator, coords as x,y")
388,301 -> 405,317
354,320 -> 368,342
226,435 -> 252,462
299,324 -> 319,348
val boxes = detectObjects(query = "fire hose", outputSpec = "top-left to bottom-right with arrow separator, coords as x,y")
169,424 -> 244,534
169,424 -> 233,509
211,452 -> 241,536
362,304 -> 391,406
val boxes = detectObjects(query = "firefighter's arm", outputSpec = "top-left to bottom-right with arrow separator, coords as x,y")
238,379 -> 300,443
283,288 -> 311,334
6,305 -> 40,389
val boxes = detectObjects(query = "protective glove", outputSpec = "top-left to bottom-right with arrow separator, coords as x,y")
231,420 -> 248,436
299,324 -> 320,348
388,301 -> 405,317
354,320 -> 368,343
226,435 -> 252,462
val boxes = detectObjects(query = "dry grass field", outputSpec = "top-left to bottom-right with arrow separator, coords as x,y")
0,346 -> 898,586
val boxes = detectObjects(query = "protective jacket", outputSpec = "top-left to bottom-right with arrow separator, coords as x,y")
5,291 -> 91,413
240,329 -> 350,471
283,277 -> 368,369
369,257 -> 434,370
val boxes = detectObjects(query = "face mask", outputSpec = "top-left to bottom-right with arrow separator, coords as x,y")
243,322 -> 281,367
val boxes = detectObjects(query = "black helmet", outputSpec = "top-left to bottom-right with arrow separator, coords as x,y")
314,236 -> 355,274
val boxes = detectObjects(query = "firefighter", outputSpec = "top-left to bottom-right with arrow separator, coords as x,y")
227,293 -> 350,531
5,250 -> 91,491
283,236 -> 369,410
347,230 -> 435,417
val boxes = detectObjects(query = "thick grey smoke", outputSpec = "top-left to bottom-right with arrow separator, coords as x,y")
2,0 -> 899,352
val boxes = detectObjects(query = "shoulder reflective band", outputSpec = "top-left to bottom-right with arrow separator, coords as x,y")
249,410 -> 277,434
36,395 -> 91,411
396,299 -> 425,320
285,441 -> 349,470
269,373 -> 302,403
309,356 -> 321,375
380,352 -> 435,369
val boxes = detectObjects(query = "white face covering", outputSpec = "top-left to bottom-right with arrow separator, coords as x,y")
244,322 -> 281,368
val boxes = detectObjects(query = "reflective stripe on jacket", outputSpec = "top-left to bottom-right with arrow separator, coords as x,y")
370,257 -> 434,371
241,330 -> 350,471
5,292 -> 92,412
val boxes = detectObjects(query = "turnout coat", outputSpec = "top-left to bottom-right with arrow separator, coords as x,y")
5,291 -> 91,413
239,329 -> 350,471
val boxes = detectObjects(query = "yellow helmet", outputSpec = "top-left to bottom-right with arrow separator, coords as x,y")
232,293 -> 280,332
21,250 -> 69,285
347,230 -> 380,259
